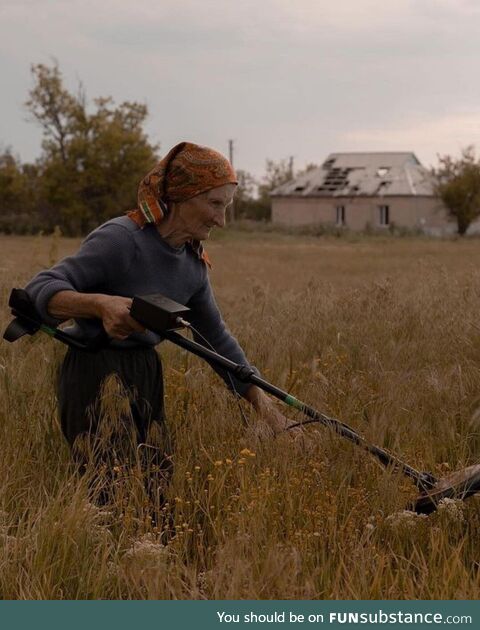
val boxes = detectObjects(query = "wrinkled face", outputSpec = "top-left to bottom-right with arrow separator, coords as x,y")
173,183 -> 236,241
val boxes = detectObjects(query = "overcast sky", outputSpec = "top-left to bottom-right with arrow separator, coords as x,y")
1,0 -> 480,178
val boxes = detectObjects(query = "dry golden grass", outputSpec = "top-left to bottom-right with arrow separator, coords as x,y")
1,230 -> 480,599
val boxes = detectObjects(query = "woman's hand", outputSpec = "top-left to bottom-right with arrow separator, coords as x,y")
96,295 -> 146,340
47,290 -> 146,340
261,402 -> 302,436
244,385 -> 303,438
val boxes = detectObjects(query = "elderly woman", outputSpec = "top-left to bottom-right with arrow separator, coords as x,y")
25,141 -> 290,507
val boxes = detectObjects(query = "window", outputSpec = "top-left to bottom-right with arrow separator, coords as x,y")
379,205 -> 390,226
336,205 -> 346,226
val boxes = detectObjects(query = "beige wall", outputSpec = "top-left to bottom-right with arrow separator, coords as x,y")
271,196 -> 449,231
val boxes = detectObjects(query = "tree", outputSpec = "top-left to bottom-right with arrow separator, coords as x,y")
25,63 -> 80,165
0,149 -> 42,233
255,157 -> 295,221
432,146 -> 480,235
231,158 -> 299,222
0,150 -> 27,214
25,62 -> 159,234
233,169 -> 258,220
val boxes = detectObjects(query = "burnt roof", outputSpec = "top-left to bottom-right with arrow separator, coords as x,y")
271,152 -> 434,198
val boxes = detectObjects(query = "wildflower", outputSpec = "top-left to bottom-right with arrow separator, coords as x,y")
240,448 -> 256,458
226,458 -> 233,465
385,510 -> 427,531
81,501 -> 113,525
123,534 -> 170,565
214,460 -> 223,467
437,497 -> 465,523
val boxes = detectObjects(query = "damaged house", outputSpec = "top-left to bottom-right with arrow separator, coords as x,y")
271,152 -> 449,233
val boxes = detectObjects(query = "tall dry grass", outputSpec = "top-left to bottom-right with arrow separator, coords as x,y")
1,231 -> 480,599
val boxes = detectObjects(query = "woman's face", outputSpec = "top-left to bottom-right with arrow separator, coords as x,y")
173,183 -> 236,241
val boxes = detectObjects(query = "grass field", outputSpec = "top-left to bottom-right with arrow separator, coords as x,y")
1,230 -> 480,599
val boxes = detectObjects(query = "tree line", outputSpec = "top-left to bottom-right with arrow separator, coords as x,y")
0,63 -> 298,236
1,63 -> 479,236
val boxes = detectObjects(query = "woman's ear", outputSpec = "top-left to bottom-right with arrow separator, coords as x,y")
159,199 -> 170,217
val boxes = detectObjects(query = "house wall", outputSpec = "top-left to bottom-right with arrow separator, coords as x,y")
271,196 -> 449,231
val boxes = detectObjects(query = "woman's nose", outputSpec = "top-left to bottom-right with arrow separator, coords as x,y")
213,209 -> 226,228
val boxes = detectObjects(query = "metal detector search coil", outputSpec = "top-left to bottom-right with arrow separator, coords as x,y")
411,464 -> 480,514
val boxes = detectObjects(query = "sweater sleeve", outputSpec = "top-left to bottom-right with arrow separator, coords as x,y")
24,222 -> 136,327
186,274 -> 260,398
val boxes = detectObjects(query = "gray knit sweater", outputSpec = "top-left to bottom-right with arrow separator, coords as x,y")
25,216 -> 257,396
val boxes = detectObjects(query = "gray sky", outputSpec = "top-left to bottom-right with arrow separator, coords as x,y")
1,0 -> 480,178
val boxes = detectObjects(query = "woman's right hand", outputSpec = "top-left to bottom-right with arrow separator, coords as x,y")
96,295 -> 146,340
47,290 -> 146,340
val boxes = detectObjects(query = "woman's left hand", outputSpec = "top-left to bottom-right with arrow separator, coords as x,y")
245,385 -> 303,438
261,403 -> 303,437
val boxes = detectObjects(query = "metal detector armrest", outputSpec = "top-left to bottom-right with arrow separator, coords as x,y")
3,288 -> 109,352
4,288 -> 43,341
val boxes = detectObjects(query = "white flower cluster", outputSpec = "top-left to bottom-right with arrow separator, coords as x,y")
385,510 -> 427,531
124,533 -> 170,565
81,501 -> 113,525
437,497 -> 465,523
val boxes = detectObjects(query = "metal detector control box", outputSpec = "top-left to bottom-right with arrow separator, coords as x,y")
130,294 -> 191,333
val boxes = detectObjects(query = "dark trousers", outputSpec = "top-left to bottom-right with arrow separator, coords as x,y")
57,346 -> 173,509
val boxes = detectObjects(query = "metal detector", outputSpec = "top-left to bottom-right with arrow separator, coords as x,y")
4,288 -> 480,515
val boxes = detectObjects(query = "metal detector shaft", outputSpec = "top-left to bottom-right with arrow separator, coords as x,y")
162,330 -> 434,489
